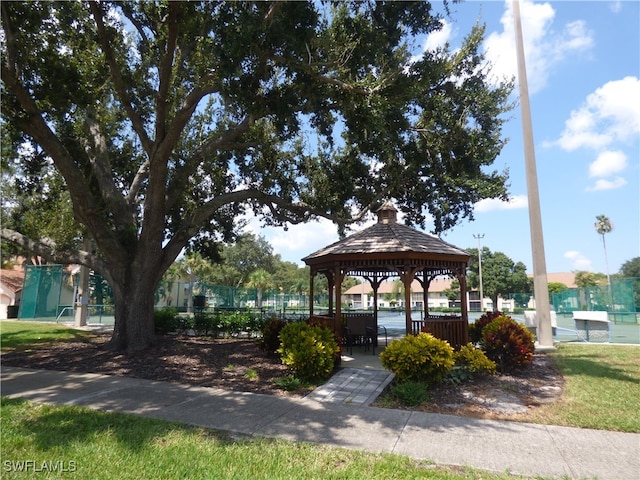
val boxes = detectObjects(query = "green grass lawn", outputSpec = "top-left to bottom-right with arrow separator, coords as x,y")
526,343 -> 640,432
0,320 -> 94,350
1,321 -> 638,478
0,396 -> 545,480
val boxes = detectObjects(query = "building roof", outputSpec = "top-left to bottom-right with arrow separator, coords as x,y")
344,272 -> 578,295
0,268 -> 24,293
344,277 -> 455,295
534,272 -> 577,288
302,201 -> 469,264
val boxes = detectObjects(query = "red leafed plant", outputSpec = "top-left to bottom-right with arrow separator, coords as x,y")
480,315 -> 535,372
469,310 -> 504,344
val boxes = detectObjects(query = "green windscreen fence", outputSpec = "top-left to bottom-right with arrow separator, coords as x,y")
18,265 -> 319,320
552,277 -> 638,321
21,265 -> 634,322
18,264 -> 72,319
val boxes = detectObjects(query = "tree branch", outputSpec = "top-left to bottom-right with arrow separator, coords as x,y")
89,1 -> 153,154
1,228 -> 106,274
165,113 -> 257,210
83,111 -> 135,225
154,2 -> 181,145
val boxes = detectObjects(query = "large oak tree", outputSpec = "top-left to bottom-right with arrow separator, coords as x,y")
2,1 -> 512,352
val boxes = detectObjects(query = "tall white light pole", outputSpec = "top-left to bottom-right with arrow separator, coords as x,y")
513,0 -> 553,348
473,234 -> 485,312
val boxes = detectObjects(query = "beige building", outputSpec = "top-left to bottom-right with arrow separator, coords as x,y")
343,272 -> 577,312
0,268 -> 24,319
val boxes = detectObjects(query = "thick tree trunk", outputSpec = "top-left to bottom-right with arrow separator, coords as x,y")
108,269 -> 158,353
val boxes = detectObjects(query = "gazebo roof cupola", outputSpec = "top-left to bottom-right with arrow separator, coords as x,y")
376,200 -> 397,224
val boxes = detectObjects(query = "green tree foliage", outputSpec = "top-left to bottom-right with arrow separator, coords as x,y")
620,257 -> 640,278
547,282 -> 568,294
1,2 -> 513,352
619,257 -> 640,310
574,271 -> 608,288
209,233 -> 275,287
466,247 -> 532,310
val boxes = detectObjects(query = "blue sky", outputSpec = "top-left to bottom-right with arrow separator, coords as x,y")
246,0 -> 639,276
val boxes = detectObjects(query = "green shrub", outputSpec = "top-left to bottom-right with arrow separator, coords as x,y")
154,308 -> 180,334
379,333 -> 455,384
454,343 -> 497,375
193,312 -> 215,335
260,317 -> 288,353
469,310 -> 504,344
390,381 -> 430,406
449,343 -> 496,384
219,311 -> 245,336
480,316 -> 535,371
209,311 -> 256,337
277,322 -> 340,381
274,375 -> 303,391
246,314 -> 267,336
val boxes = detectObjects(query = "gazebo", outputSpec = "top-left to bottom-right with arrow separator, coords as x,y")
302,201 -> 471,348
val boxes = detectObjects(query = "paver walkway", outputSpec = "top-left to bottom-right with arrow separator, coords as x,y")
3,366 -> 640,480
307,367 -> 394,405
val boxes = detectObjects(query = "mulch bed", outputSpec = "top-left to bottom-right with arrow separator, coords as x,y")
1,333 -> 306,397
2,332 -> 565,418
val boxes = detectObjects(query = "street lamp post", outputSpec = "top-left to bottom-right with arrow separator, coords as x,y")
473,234 -> 485,312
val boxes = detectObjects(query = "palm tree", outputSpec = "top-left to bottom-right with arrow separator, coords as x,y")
595,215 -> 614,310
594,215 -> 613,285
246,269 -> 274,310
174,252 -> 214,313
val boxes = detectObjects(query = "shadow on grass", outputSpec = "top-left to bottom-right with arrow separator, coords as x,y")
0,327 -> 94,351
553,350 -> 640,384
1,397 -> 236,454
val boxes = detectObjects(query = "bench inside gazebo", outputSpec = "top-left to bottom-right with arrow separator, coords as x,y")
302,201 -> 471,349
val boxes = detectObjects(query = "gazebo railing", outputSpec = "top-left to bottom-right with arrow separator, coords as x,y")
412,315 -> 468,348
309,314 -> 340,334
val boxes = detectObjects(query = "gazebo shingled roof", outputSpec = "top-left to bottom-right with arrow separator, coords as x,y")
302,201 -> 471,347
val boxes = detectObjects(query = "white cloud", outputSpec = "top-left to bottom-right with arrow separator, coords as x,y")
555,76 -> 640,151
424,19 -> 453,52
410,19 -> 454,63
475,195 -> 528,213
586,177 -> 627,192
242,211 -> 382,265
588,150 -> 628,178
483,0 -> 593,94
564,250 -> 593,270
242,214 -> 340,265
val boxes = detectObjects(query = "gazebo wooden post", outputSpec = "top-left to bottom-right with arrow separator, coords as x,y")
326,271 -> 334,316
309,269 -> 315,317
365,274 -> 383,331
400,266 -> 419,335
333,266 -> 344,333
417,273 -> 432,320
459,270 -> 469,335
423,277 -> 430,319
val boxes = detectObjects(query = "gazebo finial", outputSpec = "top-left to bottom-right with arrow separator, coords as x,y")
376,200 -> 397,224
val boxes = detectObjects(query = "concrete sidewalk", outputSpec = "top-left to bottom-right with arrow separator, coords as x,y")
2,366 -> 639,480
